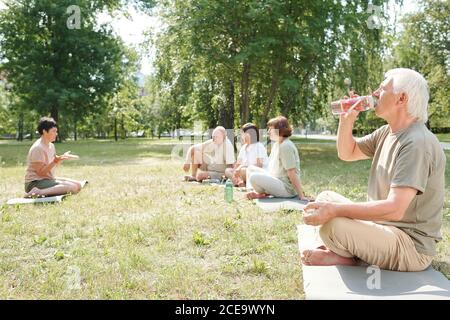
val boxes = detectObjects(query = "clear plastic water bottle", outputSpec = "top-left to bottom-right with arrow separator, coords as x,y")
225,179 -> 233,203
330,95 -> 378,115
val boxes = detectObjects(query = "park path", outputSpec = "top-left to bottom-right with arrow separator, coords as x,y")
295,134 -> 450,150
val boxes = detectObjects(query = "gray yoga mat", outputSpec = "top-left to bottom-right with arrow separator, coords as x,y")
7,195 -> 66,205
297,225 -> 450,300
255,197 -> 309,212
6,180 -> 88,205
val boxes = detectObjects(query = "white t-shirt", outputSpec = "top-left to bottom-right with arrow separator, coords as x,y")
202,138 -> 235,172
237,142 -> 269,168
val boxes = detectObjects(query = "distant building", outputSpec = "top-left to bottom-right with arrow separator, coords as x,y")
135,71 -> 147,97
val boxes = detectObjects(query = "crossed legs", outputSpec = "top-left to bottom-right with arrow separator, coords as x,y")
300,191 -> 432,271
224,167 -> 247,187
183,145 -> 213,181
25,178 -> 83,198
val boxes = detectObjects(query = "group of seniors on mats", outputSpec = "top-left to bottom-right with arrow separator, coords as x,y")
23,68 -> 445,273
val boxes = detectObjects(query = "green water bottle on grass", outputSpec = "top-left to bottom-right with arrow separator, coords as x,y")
225,179 -> 233,203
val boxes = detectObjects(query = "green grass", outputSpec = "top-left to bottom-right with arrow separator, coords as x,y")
436,133 -> 450,143
0,137 -> 448,298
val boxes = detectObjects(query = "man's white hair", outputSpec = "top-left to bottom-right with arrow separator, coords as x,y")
385,68 -> 429,123
213,126 -> 226,136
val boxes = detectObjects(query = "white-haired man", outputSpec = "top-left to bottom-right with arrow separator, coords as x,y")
183,126 -> 235,182
301,68 -> 446,271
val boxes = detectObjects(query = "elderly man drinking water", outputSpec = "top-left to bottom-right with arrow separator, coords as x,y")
301,68 -> 445,272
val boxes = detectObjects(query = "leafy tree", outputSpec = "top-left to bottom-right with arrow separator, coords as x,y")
0,0 -> 138,139
390,0 -> 449,130
154,0 -> 396,131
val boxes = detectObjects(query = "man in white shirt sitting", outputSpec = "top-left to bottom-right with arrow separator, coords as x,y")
183,126 -> 235,182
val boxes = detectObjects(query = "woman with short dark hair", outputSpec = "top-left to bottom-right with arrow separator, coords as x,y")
24,117 -> 85,198
246,116 -> 308,200
225,123 -> 268,187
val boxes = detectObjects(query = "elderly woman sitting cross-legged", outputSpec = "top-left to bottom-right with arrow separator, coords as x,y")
246,116 -> 309,201
24,117 -> 85,198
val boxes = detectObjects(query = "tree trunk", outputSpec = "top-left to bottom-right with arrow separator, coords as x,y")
261,73 -> 279,128
222,79 -> 236,152
17,112 -> 24,141
227,79 -> 235,130
220,79 -> 235,130
207,79 -> 218,128
219,99 -> 226,128
261,56 -> 284,128
240,63 -> 251,125
114,117 -> 118,141
50,107 -> 59,124
51,106 -> 60,142
120,114 -> 125,139
280,88 -> 295,118
74,120 -> 77,141
176,115 -> 181,140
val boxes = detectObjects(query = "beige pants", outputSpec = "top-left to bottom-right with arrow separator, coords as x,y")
247,165 -> 294,198
316,191 -> 433,272
187,145 -> 225,179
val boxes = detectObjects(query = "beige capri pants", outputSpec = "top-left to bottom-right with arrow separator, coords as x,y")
316,191 -> 433,272
188,145 -> 226,180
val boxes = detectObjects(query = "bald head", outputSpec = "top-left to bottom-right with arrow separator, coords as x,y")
212,126 -> 226,144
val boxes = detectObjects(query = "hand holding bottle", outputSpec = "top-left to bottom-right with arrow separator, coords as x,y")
338,91 -> 361,124
331,90 -> 378,121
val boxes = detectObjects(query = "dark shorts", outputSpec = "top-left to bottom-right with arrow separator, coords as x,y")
25,179 -> 61,193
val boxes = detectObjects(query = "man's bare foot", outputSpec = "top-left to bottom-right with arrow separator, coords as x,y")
24,187 -> 45,198
195,172 -> 209,182
80,180 -> 88,188
183,175 -> 197,182
246,191 -> 268,200
301,248 -> 357,266
183,163 -> 190,172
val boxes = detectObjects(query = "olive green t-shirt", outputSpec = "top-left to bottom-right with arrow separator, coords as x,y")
357,122 -> 446,256
268,138 -> 301,196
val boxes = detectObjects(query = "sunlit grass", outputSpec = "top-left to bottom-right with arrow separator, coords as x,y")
0,137 -> 448,298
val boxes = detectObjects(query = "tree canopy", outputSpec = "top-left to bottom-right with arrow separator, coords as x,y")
0,0 -> 448,141
152,0 -> 395,132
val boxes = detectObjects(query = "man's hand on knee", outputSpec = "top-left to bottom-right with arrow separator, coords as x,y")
303,202 -> 337,226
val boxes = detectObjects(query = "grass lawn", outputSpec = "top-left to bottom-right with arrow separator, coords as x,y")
436,133 -> 450,143
0,138 -> 448,299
